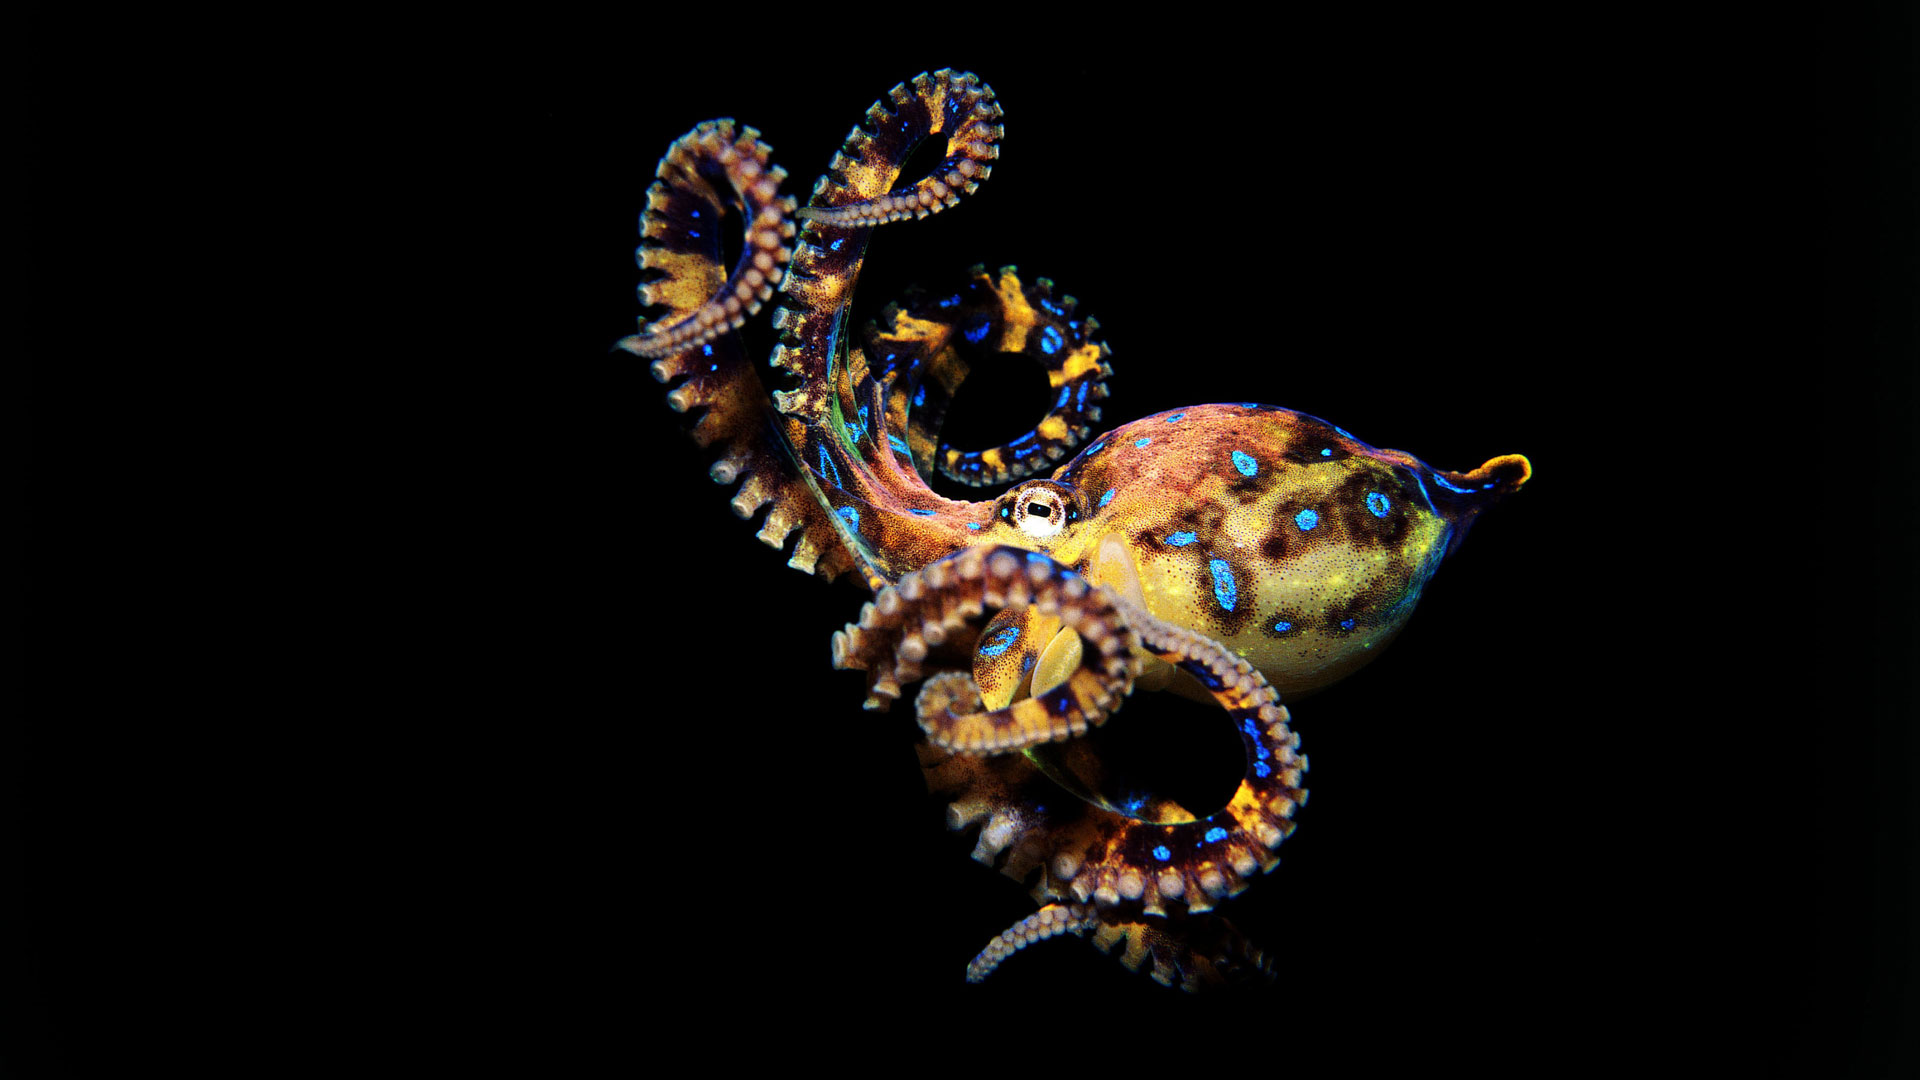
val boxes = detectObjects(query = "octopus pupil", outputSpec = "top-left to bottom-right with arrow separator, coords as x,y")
1028,504 -> 1051,518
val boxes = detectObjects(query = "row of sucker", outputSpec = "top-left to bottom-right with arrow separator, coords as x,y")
963,903 -> 1097,983
829,546 -> 1144,753
768,70 -> 1003,428
621,121 -> 796,360
862,265 -> 1113,489
793,69 -> 1001,229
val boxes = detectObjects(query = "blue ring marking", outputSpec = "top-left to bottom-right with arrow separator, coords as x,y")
1165,531 -> 1197,547
1273,620 -> 1293,632
908,508 -> 937,517
1295,508 -> 1319,531
1165,412 -> 1185,423
1209,559 -> 1238,611
1334,425 -> 1355,440
1041,298 -> 1065,316
938,293 -> 961,309
1098,488 -> 1116,508
966,523 -> 981,530
963,317 -> 991,345
888,434 -> 910,454
836,505 -> 860,529
1134,436 -> 1152,448
817,444 -> 841,488
1367,491 -> 1391,517
1076,381 -> 1090,409
1153,845 -> 1172,861
1254,761 -> 1272,778
1039,325 -> 1064,355
1056,385 -> 1072,408
1086,441 -> 1106,455
913,384 -> 926,407
1434,472 -> 1474,494
1204,826 -> 1229,843
978,625 -> 1020,657
1232,450 -> 1258,477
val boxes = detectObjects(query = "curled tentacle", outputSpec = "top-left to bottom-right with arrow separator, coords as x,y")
913,593 -> 1307,989
964,903 -> 1097,983
830,546 -> 1143,753
792,69 -> 1001,229
620,121 -> 796,361
863,265 -> 1113,488
770,70 -> 1002,427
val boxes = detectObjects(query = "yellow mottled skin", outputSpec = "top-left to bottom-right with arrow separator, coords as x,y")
969,403 -> 1518,703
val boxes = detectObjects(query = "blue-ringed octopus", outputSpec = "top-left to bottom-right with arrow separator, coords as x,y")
618,69 -> 1532,990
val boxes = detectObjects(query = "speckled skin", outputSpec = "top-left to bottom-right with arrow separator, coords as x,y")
620,70 -> 1530,990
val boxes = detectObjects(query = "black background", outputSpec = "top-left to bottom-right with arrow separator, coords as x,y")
19,7 -> 1913,1074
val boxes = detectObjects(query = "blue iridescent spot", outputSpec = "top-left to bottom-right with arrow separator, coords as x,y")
1367,491 -> 1390,517
702,343 -> 713,356
963,317 -> 991,345
1340,618 -> 1356,630
1255,743 -> 1269,759
1254,761 -> 1272,778
1232,450 -> 1258,477
1165,412 -> 1185,423
1273,620 -> 1293,633
1153,845 -> 1171,861
938,293 -> 961,309
687,229 -> 701,239
1098,488 -> 1115,508
1241,717 -> 1259,736
1165,531 -> 1197,547
1204,826 -> 1229,843
965,523 -> 981,530
908,508 -> 936,517
979,625 -> 1020,657
1295,508 -> 1319,531
1209,559 -> 1237,611
913,385 -> 926,406
1134,437 -> 1152,448
836,506 -> 860,528
829,237 -> 844,251
1320,448 -> 1332,457
1039,325 -> 1063,355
